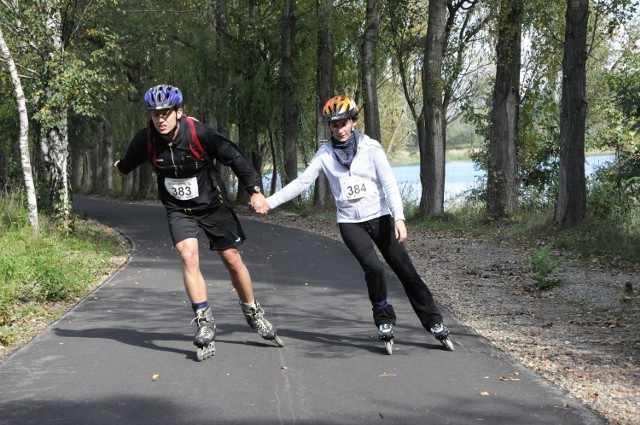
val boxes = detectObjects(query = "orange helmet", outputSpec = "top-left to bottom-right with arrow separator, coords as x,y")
322,95 -> 359,122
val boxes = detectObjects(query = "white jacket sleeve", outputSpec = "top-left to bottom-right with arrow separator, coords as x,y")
372,145 -> 405,221
266,152 -> 324,209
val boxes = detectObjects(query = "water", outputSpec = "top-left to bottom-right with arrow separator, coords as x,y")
263,153 -> 616,203
393,153 -> 616,203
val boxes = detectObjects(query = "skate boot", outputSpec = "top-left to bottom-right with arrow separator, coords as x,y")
378,324 -> 394,355
191,307 -> 216,361
430,323 -> 454,351
241,300 -> 284,347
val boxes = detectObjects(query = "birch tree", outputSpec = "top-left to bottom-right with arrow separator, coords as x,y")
0,23 -> 38,231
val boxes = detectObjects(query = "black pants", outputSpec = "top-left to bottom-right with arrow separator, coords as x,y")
338,215 -> 443,330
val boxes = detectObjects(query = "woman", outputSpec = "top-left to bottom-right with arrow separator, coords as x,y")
255,95 -> 452,353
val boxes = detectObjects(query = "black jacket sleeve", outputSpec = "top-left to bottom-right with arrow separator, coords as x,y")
200,124 -> 262,192
117,128 -> 149,174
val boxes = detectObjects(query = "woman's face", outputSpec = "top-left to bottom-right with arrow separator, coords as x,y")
329,118 -> 354,142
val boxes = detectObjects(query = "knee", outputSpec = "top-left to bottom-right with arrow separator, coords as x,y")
176,242 -> 199,270
221,251 -> 246,274
363,261 -> 385,278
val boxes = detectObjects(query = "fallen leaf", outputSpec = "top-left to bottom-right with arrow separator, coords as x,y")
152,374 -> 159,381
480,392 -> 490,396
378,412 -> 384,418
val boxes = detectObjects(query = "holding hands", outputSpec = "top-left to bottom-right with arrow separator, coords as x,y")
249,193 -> 270,215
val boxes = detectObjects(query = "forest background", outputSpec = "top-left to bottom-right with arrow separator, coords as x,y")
0,0 -> 637,225
0,0 -> 639,359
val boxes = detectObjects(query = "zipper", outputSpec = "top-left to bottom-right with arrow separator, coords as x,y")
168,143 -> 178,177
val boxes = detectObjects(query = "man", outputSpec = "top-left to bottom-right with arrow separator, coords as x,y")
114,84 -> 283,360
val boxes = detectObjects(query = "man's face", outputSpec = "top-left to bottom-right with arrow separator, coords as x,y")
328,118 -> 354,142
150,108 -> 182,135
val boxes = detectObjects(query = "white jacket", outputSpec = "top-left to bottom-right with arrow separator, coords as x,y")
267,132 -> 405,223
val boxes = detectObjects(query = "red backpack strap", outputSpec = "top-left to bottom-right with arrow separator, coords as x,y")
183,115 -> 207,161
147,128 -> 157,167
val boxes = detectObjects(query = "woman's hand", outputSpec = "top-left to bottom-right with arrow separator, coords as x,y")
394,219 -> 407,243
249,193 -> 270,215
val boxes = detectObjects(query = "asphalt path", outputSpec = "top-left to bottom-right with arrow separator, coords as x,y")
0,196 -> 606,425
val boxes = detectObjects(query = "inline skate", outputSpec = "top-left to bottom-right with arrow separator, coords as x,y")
430,323 -> 454,351
241,300 -> 284,347
378,323 -> 395,355
192,307 -> 216,361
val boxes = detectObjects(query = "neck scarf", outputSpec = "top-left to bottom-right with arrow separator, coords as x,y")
331,132 -> 358,168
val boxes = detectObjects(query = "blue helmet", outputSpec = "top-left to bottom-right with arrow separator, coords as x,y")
144,84 -> 183,110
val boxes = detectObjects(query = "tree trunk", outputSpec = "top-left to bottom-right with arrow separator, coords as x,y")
361,0 -> 381,142
268,130 -> 278,196
487,0 -> 522,219
70,141 -> 82,191
92,120 -> 105,192
81,145 -> 93,191
281,0 -> 298,185
134,163 -> 153,199
212,0 -> 233,196
40,114 -> 72,224
314,0 -> 334,208
554,0 -> 588,227
0,26 -> 39,231
420,0 -> 447,217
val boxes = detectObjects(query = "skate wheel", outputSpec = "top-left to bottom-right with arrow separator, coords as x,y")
440,337 -> 454,351
272,334 -> 285,347
196,344 -> 215,361
385,340 -> 394,355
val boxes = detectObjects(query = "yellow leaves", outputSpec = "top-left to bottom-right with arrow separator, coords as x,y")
151,373 -> 159,381
480,391 -> 491,396
575,392 -> 598,400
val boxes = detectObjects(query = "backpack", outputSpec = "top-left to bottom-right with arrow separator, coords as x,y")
147,115 -> 206,167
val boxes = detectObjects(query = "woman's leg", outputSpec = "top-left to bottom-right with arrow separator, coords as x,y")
339,221 -> 396,326
370,215 -> 443,330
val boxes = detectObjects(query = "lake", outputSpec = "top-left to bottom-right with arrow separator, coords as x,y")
393,153 -> 616,203
264,153 -> 616,204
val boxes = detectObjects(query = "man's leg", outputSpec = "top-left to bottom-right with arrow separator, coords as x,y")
218,247 -> 255,303
175,237 -> 208,303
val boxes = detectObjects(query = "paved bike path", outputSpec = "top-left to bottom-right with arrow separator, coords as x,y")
0,197 -> 605,425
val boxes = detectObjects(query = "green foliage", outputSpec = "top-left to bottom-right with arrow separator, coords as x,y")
529,246 -> 562,290
0,186 -> 125,345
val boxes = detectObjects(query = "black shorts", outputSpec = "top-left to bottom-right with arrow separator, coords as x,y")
166,205 -> 246,251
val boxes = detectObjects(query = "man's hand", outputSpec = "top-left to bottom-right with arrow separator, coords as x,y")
113,160 -> 126,177
394,219 -> 407,243
249,192 -> 270,215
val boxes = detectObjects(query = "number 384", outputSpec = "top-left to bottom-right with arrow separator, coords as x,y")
346,183 -> 366,196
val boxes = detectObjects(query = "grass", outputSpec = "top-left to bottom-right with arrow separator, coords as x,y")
389,148 -> 475,166
0,187 -> 128,349
404,196 -> 640,273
